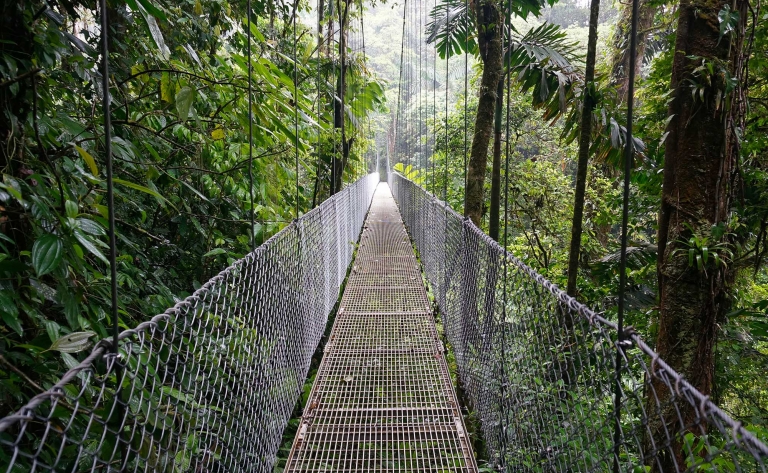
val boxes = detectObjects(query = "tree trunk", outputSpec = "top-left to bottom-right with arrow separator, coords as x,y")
331,0 -> 349,194
565,0 -> 600,297
464,1 -> 504,227
609,0 -> 656,102
318,0 -> 325,54
650,0 -> 743,469
489,80 -> 504,241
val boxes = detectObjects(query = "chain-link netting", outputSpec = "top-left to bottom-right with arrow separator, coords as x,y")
0,174 -> 379,473
389,172 -> 768,473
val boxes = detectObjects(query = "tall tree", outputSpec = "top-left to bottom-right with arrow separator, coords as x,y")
650,0 -> 746,468
464,0 -> 505,226
565,0 -> 600,296
609,0 -> 657,102
427,1 -> 579,232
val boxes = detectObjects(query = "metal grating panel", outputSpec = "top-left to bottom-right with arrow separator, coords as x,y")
284,184 -> 478,473
308,350 -> 455,409
286,427 -> 475,473
340,286 -> 431,313
325,314 -> 440,352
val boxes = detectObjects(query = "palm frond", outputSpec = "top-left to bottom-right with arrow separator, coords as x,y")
506,23 -> 582,119
426,0 -> 477,59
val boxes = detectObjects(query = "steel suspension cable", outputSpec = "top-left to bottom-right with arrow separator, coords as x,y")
98,0 -> 117,371
420,1 -> 425,183
294,7 -> 300,218
395,0 -> 407,169
247,0 -> 255,250
313,0 -> 322,208
613,0 -> 640,468
501,1 -> 513,468
364,7 -> 370,174
405,0 -> 410,168
330,0 -> 337,195
339,1 -> 347,190
463,0 -> 469,192
444,48 -> 448,204
431,0 -> 437,193
98,0 -> 123,465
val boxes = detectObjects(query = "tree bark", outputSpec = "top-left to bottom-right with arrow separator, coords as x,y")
651,0 -> 743,469
489,80 -> 504,241
318,0 -> 325,54
329,0 -> 348,195
565,0 -> 600,297
609,0 -> 656,102
464,0 -> 504,227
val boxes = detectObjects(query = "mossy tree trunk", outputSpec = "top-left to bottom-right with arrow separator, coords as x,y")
651,0 -> 745,468
331,0 -> 349,195
489,80 -> 504,241
565,0 -> 600,297
464,0 -> 504,227
609,0 -> 656,102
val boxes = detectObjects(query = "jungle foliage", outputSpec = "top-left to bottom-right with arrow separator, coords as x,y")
0,0 -> 384,420
391,0 -> 768,461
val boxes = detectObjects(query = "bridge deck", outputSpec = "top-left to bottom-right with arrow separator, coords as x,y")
284,184 -> 478,472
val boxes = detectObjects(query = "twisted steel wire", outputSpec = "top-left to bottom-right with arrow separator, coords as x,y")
389,172 -> 768,473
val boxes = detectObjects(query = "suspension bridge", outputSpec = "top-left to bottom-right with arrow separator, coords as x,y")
2,173 -> 767,472
1,0 -> 768,472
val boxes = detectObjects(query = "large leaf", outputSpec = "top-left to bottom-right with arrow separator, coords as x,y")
175,86 -> 195,121
75,146 -> 99,176
426,1 -> 476,59
136,2 -> 170,60
32,234 -> 64,276
0,291 -> 22,336
48,331 -> 97,354
73,228 -> 109,264
114,178 -> 171,207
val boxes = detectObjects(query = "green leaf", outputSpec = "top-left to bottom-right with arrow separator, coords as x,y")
204,248 -> 226,257
137,3 -> 170,59
73,229 -> 109,264
65,200 -> 79,218
75,146 -> 99,176
48,331 -> 97,354
113,178 -> 170,207
160,72 -> 173,102
718,5 -> 740,41
32,234 -> 64,276
0,291 -> 22,336
135,0 -> 167,20
44,319 -> 61,342
211,127 -> 225,140
77,218 -> 106,236
175,86 -> 195,121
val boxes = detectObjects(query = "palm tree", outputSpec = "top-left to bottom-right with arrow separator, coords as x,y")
426,0 -> 579,234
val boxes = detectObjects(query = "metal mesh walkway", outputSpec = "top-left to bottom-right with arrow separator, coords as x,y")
284,184 -> 478,473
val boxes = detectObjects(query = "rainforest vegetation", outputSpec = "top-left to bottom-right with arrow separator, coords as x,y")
0,0 -> 767,470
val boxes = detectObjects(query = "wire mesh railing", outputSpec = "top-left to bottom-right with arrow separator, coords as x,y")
389,172 -> 768,473
0,173 -> 379,473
